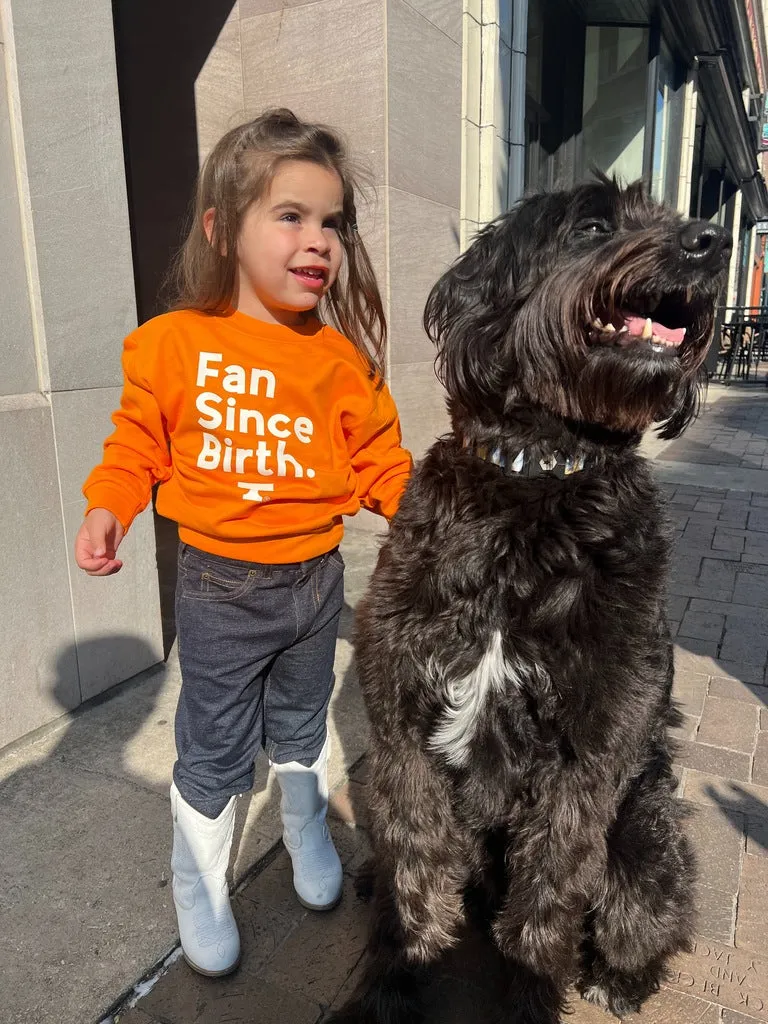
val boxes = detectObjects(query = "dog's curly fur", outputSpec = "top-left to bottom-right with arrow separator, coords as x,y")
330,178 -> 731,1023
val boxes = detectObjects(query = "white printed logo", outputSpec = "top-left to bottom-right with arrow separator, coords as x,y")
194,351 -> 317,500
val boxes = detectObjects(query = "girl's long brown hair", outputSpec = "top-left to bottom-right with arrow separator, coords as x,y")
168,108 -> 386,378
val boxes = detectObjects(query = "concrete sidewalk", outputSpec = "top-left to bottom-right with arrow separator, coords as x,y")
2,384 -> 768,1024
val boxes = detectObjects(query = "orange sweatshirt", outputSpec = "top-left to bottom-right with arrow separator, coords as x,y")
83,308 -> 413,563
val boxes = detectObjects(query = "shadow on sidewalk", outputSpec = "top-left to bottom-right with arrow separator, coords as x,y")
0,637 -> 174,1024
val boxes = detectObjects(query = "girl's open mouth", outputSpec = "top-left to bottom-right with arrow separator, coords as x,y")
290,267 -> 327,289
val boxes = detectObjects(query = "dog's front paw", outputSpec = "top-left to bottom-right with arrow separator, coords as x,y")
579,983 -> 640,1019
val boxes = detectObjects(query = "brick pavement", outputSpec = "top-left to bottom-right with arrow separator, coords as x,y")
111,386 -> 768,1024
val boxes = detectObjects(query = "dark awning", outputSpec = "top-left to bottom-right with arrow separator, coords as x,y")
696,52 -> 768,221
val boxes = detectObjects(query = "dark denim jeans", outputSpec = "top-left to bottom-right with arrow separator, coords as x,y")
173,541 -> 344,818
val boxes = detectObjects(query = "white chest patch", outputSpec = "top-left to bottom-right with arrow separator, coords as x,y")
428,630 -> 520,767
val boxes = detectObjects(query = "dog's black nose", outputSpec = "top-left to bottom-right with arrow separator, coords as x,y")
679,221 -> 732,265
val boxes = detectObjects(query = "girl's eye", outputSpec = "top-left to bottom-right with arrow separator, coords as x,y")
280,212 -> 300,223
324,218 -> 341,231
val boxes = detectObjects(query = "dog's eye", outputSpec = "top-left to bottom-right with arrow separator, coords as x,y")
575,219 -> 612,236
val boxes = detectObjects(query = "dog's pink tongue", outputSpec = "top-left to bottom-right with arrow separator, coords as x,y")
624,314 -> 685,345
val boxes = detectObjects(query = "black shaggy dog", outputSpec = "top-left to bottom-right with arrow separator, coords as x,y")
330,178 -> 731,1024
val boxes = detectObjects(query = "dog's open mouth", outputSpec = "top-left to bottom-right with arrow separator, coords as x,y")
588,289 -> 699,356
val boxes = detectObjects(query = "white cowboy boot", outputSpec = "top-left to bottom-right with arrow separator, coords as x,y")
271,736 -> 343,910
170,783 -> 240,976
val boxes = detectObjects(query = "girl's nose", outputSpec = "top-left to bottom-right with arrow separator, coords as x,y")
304,225 -> 331,254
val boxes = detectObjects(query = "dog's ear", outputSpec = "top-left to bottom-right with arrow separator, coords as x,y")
424,221 -> 518,412
655,370 -> 705,439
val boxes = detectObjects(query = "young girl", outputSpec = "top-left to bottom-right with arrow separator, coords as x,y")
74,109 -> 412,978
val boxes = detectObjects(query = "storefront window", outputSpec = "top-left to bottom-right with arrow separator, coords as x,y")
582,25 -> 650,183
651,41 -> 685,204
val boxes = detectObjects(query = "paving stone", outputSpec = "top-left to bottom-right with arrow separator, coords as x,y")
682,770 -> 768,817
754,733 -> 768,788
698,698 -> 759,753
629,985 -> 720,1021
671,713 -> 700,743
137,960 -> 320,1024
672,672 -> 710,716
720,629 -> 768,668
328,779 -> 369,830
700,558 -> 740,593
259,873 -> 370,1007
748,510 -> 768,532
714,528 -> 748,553
733,574 -> 768,608
722,1010 -> 766,1023
696,884 -> 737,943
670,497 -> 700,511
697,501 -> 724,514
681,638 -> 722,660
762,708 -> 768,731
719,509 -> 750,528
668,938 -> 768,1019
239,850 -> 313,923
690,598 -> 768,627
710,662 -> 768,687
675,741 -> 751,781
680,611 -> 727,643
752,497 -> 768,509
747,817 -> 768,859
710,677 -> 768,704
746,534 -> 768,559
685,804 -> 744,894
736,856 -> 768,957
667,595 -> 690,621
113,1009 -> 161,1024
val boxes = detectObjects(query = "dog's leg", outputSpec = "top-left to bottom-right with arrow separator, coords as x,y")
491,779 -> 609,982
577,757 -> 695,1017
328,744 -> 470,1023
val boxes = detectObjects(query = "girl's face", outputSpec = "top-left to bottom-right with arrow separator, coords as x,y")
234,160 -> 345,326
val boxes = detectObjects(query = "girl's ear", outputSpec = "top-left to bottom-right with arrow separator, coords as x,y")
203,208 -> 217,246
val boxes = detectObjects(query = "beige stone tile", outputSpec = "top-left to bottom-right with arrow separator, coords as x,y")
31,182 -> 136,391
463,118 -> 481,223
388,359 -> 450,460
0,758 -> 175,1024
0,60 -> 38,397
194,17 -> 245,161
259,870 -> 370,1005
698,697 -> 759,754
667,938 -> 768,1019
463,13 -> 482,125
388,0 -> 461,207
388,187 -> 460,366
140,957 -> 320,1023
626,985 -> 718,1021
675,741 -> 751,782
672,671 -> 710,717
0,400 -> 79,748
407,0 -> 462,42
241,1 -> 385,171
684,803 -> 744,894
736,855 -> 768,956
683,770 -> 768,817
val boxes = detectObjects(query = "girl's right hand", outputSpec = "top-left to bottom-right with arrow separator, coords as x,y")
74,508 -> 125,576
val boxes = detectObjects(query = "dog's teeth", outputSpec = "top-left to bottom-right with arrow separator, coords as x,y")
642,317 -> 653,339
605,323 -> 616,333
618,325 -> 629,334
681,327 -> 687,337
593,317 -> 604,328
